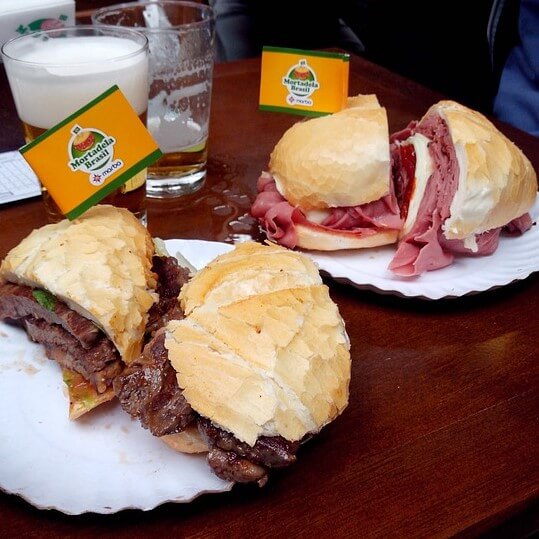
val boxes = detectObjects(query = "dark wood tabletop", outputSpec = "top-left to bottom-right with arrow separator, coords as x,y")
0,53 -> 538,538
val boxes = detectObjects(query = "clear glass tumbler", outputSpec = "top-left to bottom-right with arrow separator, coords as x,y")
93,1 -> 215,198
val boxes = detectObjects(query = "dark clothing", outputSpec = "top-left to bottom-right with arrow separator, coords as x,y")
211,1 -> 495,111
211,0 -> 538,133
211,1 -> 364,61
493,0 -> 539,136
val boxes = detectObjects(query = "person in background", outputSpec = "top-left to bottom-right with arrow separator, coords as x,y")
490,0 -> 539,137
210,1 -> 537,136
209,1 -> 365,62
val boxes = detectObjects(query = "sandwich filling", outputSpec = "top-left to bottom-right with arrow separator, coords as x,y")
389,113 -> 533,276
0,255 -> 188,399
0,282 -> 121,393
114,327 -> 301,487
251,172 -> 401,249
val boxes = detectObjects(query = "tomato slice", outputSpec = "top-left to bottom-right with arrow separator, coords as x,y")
399,143 -> 416,221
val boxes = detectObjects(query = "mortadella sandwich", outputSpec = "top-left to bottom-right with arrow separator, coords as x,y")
389,100 -> 537,276
251,95 -> 402,250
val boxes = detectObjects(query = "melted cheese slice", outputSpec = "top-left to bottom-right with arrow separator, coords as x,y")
304,209 -> 331,224
402,133 -> 433,237
275,175 -> 332,224
443,143 -> 489,252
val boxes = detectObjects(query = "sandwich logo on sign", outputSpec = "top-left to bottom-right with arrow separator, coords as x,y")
20,85 -> 162,220
67,124 -> 124,186
282,59 -> 320,107
16,15 -> 68,35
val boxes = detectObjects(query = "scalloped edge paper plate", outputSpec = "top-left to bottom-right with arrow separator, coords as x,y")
306,195 -> 539,299
0,240 -> 234,515
2,209 -> 538,513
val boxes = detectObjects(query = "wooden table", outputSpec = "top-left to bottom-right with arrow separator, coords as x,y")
1,54 -> 538,538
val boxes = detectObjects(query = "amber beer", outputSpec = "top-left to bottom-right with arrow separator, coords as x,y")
144,49 -> 213,197
92,1 -> 215,198
148,140 -> 208,179
2,27 -> 149,222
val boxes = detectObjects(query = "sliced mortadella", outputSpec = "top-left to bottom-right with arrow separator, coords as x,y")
389,211 -> 454,276
251,172 -> 401,249
389,114 -> 460,276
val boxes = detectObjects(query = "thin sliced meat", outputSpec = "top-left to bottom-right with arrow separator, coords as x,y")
439,227 -> 501,256
389,114 -> 460,276
251,173 -> 401,249
389,211 -> 454,276
320,191 -> 401,230
504,213 -> 533,234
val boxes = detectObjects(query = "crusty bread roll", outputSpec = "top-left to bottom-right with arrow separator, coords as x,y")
180,241 -> 321,314
165,242 -> 351,447
269,94 -> 390,210
432,101 -> 537,239
295,222 -> 399,251
160,427 -> 208,454
0,205 -> 157,363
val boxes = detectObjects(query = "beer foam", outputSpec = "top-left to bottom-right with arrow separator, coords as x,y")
147,84 -> 210,153
5,36 -> 148,128
19,37 -> 143,74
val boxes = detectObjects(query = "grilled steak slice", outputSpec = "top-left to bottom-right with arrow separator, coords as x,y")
113,330 -> 195,436
198,417 -> 299,469
24,318 -> 121,393
0,283 -> 100,348
115,322 -> 300,484
0,282 -> 121,392
146,256 -> 190,336
207,448 -> 268,486
24,318 -> 117,372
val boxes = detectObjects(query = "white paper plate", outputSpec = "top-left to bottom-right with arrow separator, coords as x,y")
306,195 -> 539,300
0,240 -> 234,515
165,239 -> 233,270
1,216 -> 537,514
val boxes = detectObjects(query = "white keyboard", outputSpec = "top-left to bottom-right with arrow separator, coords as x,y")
0,151 -> 41,205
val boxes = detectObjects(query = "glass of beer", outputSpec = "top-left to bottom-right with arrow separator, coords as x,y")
1,25 -> 149,222
92,1 -> 215,198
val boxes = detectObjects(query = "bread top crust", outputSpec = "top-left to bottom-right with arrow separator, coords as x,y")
166,242 -> 351,446
0,205 -> 157,363
432,101 -> 537,238
269,94 -> 390,211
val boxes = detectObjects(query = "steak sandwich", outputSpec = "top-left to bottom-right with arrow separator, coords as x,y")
251,94 -> 402,250
389,100 -> 537,276
114,242 -> 351,486
0,205 -> 190,418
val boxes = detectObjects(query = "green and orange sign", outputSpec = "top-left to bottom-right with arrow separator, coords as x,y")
20,86 -> 161,220
259,47 -> 349,117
